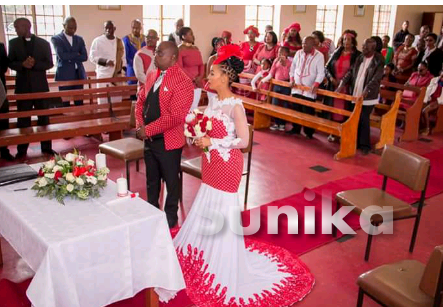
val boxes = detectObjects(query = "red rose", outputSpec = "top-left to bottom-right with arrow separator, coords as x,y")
38,168 -> 44,177
200,121 -> 206,133
73,166 -> 87,177
196,113 -> 204,120
54,171 -> 62,181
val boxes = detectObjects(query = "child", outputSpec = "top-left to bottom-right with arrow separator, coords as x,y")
422,70 -> 443,135
263,46 -> 291,131
251,58 -> 271,101
379,63 -> 397,104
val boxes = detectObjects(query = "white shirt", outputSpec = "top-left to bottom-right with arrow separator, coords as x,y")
89,34 -> 126,78
423,47 -> 436,63
154,71 -> 166,92
289,48 -> 325,99
133,47 -> 156,85
353,55 -> 378,105
412,35 -> 421,47
63,32 -> 73,46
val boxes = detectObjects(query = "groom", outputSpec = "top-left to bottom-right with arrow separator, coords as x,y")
136,41 -> 194,228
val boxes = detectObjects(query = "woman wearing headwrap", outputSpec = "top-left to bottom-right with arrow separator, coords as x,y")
237,25 -> 262,97
221,30 -> 232,44
283,22 -> 302,57
156,44 -> 315,307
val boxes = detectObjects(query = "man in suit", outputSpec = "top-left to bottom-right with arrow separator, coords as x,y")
135,41 -> 193,228
8,17 -> 54,158
423,33 -> 443,77
0,42 -> 13,161
51,16 -> 88,106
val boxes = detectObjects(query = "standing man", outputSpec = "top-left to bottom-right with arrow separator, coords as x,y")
51,16 -> 88,107
133,29 -> 158,90
168,18 -> 184,46
412,25 -> 430,47
393,20 -> 410,51
8,18 -> 53,158
0,42 -> 13,161
338,38 -> 384,155
135,41 -> 193,228
122,19 -> 146,86
89,20 -> 126,104
287,36 -> 325,139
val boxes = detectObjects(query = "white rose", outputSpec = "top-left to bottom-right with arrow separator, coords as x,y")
65,153 -> 77,162
87,159 -> 95,166
65,173 -> 75,182
206,120 -> 212,131
44,160 -> 55,170
57,160 -> 69,166
44,173 -> 55,179
97,175 -> 107,181
185,113 -> 196,123
76,178 -> 84,186
184,129 -> 193,138
52,165 -> 63,172
38,177 -> 48,187
66,184 -> 74,192
193,108 -> 203,115
86,176 -> 97,185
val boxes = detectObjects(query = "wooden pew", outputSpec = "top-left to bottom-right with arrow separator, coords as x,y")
374,81 -> 426,141
0,80 -> 136,148
431,105 -> 443,134
232,73 -> 363,160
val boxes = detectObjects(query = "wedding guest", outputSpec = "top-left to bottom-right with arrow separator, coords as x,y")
238,25 -> 262,96
283,23 -> 302,57
422,70 -> 443,135
133,29 -> 158,90
122,19 -> 146,86
51,16 -> 88,107
379,63 -> 397,105
177,27 -> 204,110
221,30 -> 232,44
381,35 -> 394,64
253,31 -> 279,70
393,20 -> 410,51
168,18 -> 184,46
422,33 -> 443,77
413,25 -> 430,47
251,58 -> 271,101
403,62 -> 433,100
206,38 -> 225,77
393,33 -> 417,80
312,30 -> 329,62
414,38 -> 426,69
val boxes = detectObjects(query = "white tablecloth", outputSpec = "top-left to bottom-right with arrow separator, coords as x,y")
0,165 -> 185,307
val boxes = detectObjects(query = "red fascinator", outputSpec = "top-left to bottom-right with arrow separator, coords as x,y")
284,22 -> 301,34
213,44 -> 243,65
243,25 -> 259,36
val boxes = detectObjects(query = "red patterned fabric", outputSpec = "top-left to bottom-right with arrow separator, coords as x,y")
239,41 -> 262,62
253,44 -> 279,71
136,63 -> 194,150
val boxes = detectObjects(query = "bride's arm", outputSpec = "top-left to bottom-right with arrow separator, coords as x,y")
209,104 -> 249,150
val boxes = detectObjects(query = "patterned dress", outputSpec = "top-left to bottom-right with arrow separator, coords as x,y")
156,96 -> 315,306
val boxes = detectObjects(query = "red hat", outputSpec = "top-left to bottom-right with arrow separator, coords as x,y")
213,44 -> 243,65
221,31 -> 232,39
243,25 -> 259,36
284,22 -> 301,34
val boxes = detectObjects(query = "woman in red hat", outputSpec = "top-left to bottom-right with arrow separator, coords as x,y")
237,25 -> 262,97
156,44 -> 315,307
283,22 -> 302,57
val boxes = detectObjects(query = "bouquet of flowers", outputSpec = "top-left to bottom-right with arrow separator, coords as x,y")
31,150 -> 110,205
184,108 -> 212,152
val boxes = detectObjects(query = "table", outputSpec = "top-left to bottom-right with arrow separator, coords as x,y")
0,165 -> 185,307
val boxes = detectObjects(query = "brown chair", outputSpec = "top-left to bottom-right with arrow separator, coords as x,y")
180,124 -> 254,210
356,244 -> 443,307
98,102 -> 144,190
332,145 -> 431,261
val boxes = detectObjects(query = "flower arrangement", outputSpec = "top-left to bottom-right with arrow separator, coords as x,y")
184,108 -> 212,152
31,150 -> 110,205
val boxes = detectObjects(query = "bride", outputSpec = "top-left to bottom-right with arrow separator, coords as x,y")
157,45 -> 314,306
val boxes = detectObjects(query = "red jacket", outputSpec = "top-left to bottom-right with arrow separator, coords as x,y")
136,63 -> 194,150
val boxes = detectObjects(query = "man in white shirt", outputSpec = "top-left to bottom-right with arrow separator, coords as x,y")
338,38 -> 384,155
168,18 -> 184,46
413,25 -> 430,47
89,21 -> 126,104
133,29 -> 158,91
288,36 -> 325,138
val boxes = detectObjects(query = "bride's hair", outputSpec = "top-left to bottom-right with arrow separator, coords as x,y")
219,56 -> 244,84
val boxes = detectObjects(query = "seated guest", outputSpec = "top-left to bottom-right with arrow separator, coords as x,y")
283,23 -> 302,57
133,29 -> 158,90
413,25 -> 430,47
206,38 -> 225,77
379,63 -> 397,104
51,17 -> 88,107
337,38 -> 384,155
177,27 -> 204,110
288,36 -> 325,138
422,33 -> 443,77
381,35 -> 394,64
422,70 -> 443,135
264,46 -> 292,131
403,62 -> 433,100
312,30 -> 329,62
393,33 -> 417,80
168,18 -> 183,46
253,31 -> 279,71
251,58 -> 271,101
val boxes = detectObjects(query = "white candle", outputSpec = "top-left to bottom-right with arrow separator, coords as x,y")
116,177 -> 128,197
96,153 -> 106,169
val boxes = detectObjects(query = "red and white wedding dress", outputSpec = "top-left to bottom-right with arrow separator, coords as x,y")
156,96 -> 315,306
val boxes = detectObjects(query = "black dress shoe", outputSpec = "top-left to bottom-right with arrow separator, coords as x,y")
1,152 -> 14,161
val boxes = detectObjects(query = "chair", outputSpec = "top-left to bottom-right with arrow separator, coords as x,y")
98,102 -> 144,190
180,124 -> 254,211
332,144 -> 431,261
356,244 -> 443,307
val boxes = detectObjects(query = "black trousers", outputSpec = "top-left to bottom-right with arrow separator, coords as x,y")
57,70 -> 84,107
17,99 -> 52,154
0,98 -> 10,156
352,104 -> 374,151
144,137 -> 182,223
291,93 -> 316,137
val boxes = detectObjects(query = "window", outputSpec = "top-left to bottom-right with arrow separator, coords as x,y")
316,5 -> 341,44
372,5 -> 392,37
245,5 -> 274,41
1,5 -> 65,73
143,5 -> 184,42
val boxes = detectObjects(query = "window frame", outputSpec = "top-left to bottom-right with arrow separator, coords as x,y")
142,5 -> 185,42
315,5 -> 339,44
245,5 -> 274,41
372,5 -> 393,37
